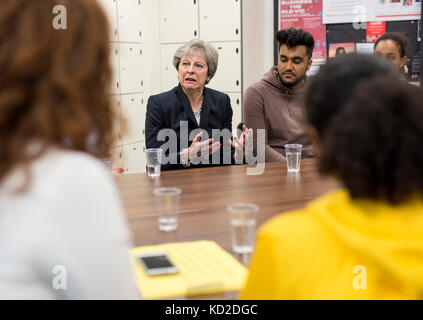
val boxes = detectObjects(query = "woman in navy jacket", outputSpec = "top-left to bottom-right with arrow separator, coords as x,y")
145,39 -> 250,171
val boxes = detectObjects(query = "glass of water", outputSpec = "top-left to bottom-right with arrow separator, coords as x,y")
284,144 -> 302,172
153,187 -> 181,231
227,202 -> 259,254
146,148 -> 163,177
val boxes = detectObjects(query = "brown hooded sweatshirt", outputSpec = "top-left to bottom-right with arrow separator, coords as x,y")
244,66 -> 315,162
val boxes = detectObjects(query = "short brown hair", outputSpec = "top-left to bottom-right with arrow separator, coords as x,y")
0,0 -> 115,187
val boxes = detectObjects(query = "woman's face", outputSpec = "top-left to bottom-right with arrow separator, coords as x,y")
178,51 -> 209,92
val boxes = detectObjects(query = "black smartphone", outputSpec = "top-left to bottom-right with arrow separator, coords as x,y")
137,252 -> 179,276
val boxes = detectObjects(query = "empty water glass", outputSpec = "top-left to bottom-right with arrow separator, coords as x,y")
154,187 -> 181,231
227,202 -> 259,254
284,144 -> 302,172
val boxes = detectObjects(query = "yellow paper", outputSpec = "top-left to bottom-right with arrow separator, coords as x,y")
131,240 -> 248,299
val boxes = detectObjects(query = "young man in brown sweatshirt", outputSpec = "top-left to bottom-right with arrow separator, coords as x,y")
244,28 -> 315,162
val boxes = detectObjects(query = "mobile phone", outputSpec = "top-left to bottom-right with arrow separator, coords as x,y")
137,252 -> 179,276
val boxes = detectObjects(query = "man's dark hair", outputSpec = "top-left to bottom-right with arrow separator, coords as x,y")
374,32 -> 408,58
276,27 -> 314,59
304,54 -> 399,138
319,76 -> 423,204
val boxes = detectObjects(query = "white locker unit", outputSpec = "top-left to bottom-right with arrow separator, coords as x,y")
207,42 -> 241,93
110,43 -> 120,95
160,43 -> 183,92
227,92 -> 242,135
98,0 -> 119,42
120,93 -> 146,145
117,0 -> 146,43
119,43 -> 145,94
199,0 -> 241,42
110,95 -> 122,147
110,145 -> 124,169
123,142 -> 147,173
159,0 -> 199,43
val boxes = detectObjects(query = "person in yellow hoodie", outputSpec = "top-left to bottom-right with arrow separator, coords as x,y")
240,54 -> 423,299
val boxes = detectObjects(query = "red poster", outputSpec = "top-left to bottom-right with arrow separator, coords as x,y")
366,21 -> 386,43
279,0 -> 326,63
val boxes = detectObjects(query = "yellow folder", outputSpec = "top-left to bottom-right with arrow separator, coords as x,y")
131,240 -> 248,299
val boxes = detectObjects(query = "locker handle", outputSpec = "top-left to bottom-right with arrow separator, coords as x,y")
236,80 -> 239,86
194,0 -> 196,4
194,30 -> 197,37
236,29 -> 239,35
237,99 -> 240,104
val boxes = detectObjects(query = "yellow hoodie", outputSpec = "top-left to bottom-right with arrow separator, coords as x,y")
240,189 -> 423,299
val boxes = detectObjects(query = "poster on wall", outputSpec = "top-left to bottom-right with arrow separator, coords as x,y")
328,43 -> 355,58
366,21 -> 386,42
279,0 -> 327,64
323,0 -> 421,24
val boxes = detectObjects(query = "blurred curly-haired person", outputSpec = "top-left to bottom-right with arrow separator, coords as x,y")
374,32 -> 408,79
241,54 -> 423,299
0,0 -> 138,299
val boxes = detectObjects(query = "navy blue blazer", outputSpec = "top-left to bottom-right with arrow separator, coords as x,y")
145,84 -> 235,170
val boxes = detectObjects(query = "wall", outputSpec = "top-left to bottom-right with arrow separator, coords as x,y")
242,0 -> 274,94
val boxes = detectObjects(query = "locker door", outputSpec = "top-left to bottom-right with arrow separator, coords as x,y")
111,95 -> 123,147
227,92 -> 242,136
159,0 -> 198,43
160,44 -> 182,92
199,0 -> 241,42
110,146 -> 123,169
98,0 -> 118,41
123,142 -> 146,173
117,0 -> 145,43
110,43 -> 120,95
207,42 -> 241,92
120,93 -> 146,145
119,43 -> 145,94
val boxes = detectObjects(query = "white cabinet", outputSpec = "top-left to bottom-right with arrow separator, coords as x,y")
123,142 -> 146,173
111,95 -> 122,147
110,43 -> 120,95
160,44 -> 182,91
121,93 -> 146,144
227,92 -> 242,135
207,42 -> 241,92
119,43 -> 145,94
117,0 -> 146,42
110,146 -> 123,169
98,0 -> 118,42
159,0 -> 198,43
199,0 -> 241,41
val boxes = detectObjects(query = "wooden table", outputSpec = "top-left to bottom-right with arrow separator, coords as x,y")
116,159 -> 340,299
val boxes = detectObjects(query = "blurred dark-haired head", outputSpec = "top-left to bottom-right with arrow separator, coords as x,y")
319,76 -> 423,203
304,54 -> 399,139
